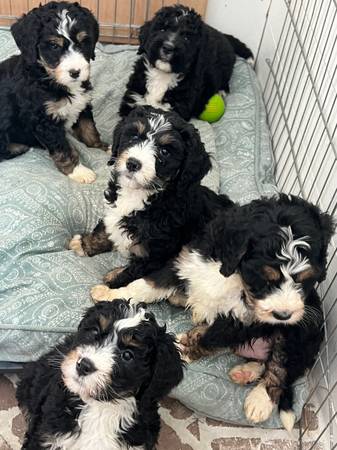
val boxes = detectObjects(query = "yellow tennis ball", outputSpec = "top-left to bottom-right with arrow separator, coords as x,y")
199,94 -> 226,123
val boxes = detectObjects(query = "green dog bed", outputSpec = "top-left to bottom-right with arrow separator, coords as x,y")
0,29 -> 308,428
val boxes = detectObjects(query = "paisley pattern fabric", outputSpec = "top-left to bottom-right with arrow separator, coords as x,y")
0,29 -> 305,428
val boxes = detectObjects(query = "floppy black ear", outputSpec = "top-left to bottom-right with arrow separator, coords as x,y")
108,119 -> 125,165
175,120 -> 211,191
207,208 -> 251,277
139,327 -> 183,412
316,210 -> 336,282
11,9 -> 41,64
137,20 -> 151,55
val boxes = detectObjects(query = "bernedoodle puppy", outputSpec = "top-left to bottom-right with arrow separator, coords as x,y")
91,194 -> 334,430
68,106 -> 233,297
0,1 -> 109,183
119,4 -> 253,120
17,300 -> 184,449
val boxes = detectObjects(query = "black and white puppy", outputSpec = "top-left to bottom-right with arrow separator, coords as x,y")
119,5 -> 253,120
0,2 -> 108,183
174,195 -> 334,429
68,107 -> 233,299
17,300 -> 184,450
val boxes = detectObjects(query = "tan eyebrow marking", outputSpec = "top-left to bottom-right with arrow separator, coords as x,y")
76,31 -> 88,42
48,36 -> 64,46
263,265 -> 281,281
99,315 -> 111,331
296,266 -> 316,282
158,133 -> 174,145
134,120 -> 146,134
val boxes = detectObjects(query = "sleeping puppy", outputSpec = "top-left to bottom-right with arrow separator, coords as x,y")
119,5 -> 253,120
17,300 -> 184,450
92,194 -> 335,430
68,106 -> 233,297
0,2 -> 108,183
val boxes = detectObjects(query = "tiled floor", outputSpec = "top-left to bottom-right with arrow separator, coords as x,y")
0,374 -> 324,450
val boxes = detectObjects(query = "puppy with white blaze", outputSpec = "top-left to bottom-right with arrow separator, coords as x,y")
16,300 -> 184,450
175,195 -> 334,429
119,5 -> 253,120
68,106 -> 234,300
0,2 -> 109,183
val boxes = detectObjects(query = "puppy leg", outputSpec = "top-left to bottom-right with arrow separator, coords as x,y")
91,276 -> 175,304
177,325 -> 216,363
68,220 -> 112,256
229,361 -> 265,385
34,118 -> 96,183
244,332 -> 287,424
72,106 -> 111,152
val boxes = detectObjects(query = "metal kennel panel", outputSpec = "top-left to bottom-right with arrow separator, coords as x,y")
0,0 -> 208,42
258,0 -> 337,448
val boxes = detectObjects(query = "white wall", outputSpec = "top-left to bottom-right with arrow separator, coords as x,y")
205,0 -> 271,57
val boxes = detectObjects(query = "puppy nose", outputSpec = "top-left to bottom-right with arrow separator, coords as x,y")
76,357 -> 96,376
162,42 -> 174,54
126,157 -> 142,172
272,311 -> 292,321
69,69 -> 80,79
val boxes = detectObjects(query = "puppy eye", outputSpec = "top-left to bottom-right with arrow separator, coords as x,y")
49,42 -> 60,50
121,350 -> 134,361
91,327 -> 100,336
159,147 -> 169,157
184,36 -> 189,41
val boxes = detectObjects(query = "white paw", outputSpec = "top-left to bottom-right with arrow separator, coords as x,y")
90,284 -> 117,303
280,409 -> 296,433
68,234 -> 85,256
244,384 -> 274,423
247,57 -> 255,68
68,164 -> 96,184
229,361 -> 265,385
105,144 -> 112,156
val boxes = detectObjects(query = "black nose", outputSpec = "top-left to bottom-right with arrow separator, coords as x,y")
76,357 -> 96,376
69,69 -> 80,79
272,311 -> 292,321
162,42 -> 174,54
126,157 -> 142,172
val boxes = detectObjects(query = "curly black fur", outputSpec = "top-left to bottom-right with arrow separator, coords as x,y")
119,5 -> 253,120
0,2 -> 105,175
17,300 -> 184,450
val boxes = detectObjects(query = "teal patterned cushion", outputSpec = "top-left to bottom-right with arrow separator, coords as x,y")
0,29 -> 306,428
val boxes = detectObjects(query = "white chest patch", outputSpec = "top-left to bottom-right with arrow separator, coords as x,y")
131,59 -> 179,110
44,398 -> 139,450
45,86 -> 92,129
104,187 -> 150,257
176,248 -> 252,325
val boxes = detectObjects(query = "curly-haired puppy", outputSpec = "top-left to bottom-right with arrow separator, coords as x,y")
68,106 -> 233,300
119,5 -> 253,120
175,195 -> 334,429
17,300 -> 183,450
0,2 -> 108,183
97,194 -> 335,429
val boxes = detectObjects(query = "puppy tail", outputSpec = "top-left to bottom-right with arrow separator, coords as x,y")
225,34 -> 254,60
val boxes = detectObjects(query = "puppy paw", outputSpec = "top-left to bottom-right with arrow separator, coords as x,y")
103,267 -> 125,286
91,285 -> 118,303
280,409 -> 296,433
191,309 -> 207,325
229,361 -> 265,385
68,164 -> 96,184
176,325 -> 210,363
244,384 -> 274,423
68,234 -> 86,256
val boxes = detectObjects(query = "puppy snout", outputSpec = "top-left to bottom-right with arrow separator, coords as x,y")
76,357 -> 96,376
272,310 -> 292,321
162,42 -> 174,54
126,157 -> 142,172
69,69 -> 80,79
